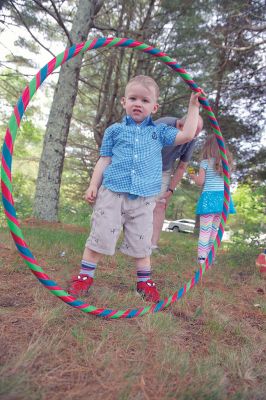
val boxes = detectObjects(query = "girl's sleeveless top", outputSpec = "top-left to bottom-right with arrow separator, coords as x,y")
196,158 -> 236,215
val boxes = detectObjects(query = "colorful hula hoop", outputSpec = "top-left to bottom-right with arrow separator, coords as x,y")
1,37 -> 231,319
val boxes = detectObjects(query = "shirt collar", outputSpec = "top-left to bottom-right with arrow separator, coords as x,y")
123,115 -> 156,127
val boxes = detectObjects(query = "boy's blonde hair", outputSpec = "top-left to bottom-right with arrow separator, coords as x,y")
201,134 -> 233,175
126,75 -> 160,99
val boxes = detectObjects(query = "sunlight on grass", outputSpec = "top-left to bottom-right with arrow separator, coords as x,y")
0,328 -> 66,385
156,343 -> 190,375
0,373 -> 42,400
1,221 -> 265,400
34,300 -> 67,326
22,226 -> 87,255
137,313 -> 179,336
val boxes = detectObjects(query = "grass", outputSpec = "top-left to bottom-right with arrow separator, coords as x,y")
0,220 -> 265,400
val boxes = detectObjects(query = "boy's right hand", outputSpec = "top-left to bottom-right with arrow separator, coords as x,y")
84,185 -> 98,203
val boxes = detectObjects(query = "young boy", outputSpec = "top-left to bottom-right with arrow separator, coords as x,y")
68,75 -> 201,302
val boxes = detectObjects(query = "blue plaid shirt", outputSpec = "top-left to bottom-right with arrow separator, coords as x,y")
100,115 -> 178,197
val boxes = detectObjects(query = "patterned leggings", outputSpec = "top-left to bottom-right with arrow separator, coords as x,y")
198,213 -> 221,264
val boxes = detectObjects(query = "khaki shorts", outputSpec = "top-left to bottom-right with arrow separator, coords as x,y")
86,187 -> 156,258
155,169 -> 172,203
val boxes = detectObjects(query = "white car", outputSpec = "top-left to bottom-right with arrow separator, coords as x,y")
167,219 -> 195,233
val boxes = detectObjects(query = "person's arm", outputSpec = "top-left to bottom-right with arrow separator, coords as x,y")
190,167 -> 205,186
85,156 -> 111,203
168,135 -> 196,192
162,160 -> 188,202
169,160 -> 188,191
174,92 -> 201,145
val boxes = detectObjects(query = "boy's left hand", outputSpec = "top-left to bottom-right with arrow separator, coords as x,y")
189,91 -> 201,108
189,88 -> 206,108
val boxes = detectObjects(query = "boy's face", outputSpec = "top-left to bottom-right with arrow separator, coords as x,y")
121,83 -> 159,123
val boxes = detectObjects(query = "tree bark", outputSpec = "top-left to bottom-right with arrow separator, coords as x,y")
0,0 -> 7,11
33,0 -> 103,221
92,1 -> 127,146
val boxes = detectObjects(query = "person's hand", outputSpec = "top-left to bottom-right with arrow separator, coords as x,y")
160,190 -> 172,205
189,91 -> 202,108
189,87 -> 206,107
84,184 -> 98,203
187,166 -> 195,174
189,173 -> 196,181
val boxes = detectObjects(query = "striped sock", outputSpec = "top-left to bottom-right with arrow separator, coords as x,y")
79,260 -> 97,278
137,269 -> 151,282
198,257 -> 206,265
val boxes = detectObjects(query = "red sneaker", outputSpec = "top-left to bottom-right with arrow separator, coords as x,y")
68,274 -> 93,296
137,279 -> 160,303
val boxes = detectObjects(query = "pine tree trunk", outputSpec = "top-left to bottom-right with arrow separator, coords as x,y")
33,0 -> 103,222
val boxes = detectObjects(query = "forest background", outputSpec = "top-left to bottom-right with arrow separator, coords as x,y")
0,2 -> 266,399
0,0 -> 265,245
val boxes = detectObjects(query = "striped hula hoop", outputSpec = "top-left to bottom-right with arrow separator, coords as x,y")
1,37 -> 231,319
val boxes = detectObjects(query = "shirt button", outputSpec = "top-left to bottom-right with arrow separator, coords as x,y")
136,139 -> 139,142
132,170 -> 135,173
135,155 -> 138,158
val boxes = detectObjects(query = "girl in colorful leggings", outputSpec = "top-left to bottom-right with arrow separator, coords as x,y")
189,134 -> 236,265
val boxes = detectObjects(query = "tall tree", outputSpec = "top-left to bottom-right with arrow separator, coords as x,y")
65,0 -> 266,201
1,0 -> 265,221
33,0 -> 103,221
90,0 -> 159,146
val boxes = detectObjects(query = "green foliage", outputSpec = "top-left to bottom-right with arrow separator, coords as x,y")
11,172 -> 36,218
232,184 -> 266,247
233,184 -> 265,224
166,178 -> 200,220
0,172 -> 35,227
0,202 -> 5,226
59,200 -> 92,227
5,54 -> 37,69
15,120 -> 43,157
0,69 -> 43,223
14,37 -> 40,54
0,0 -> 265,224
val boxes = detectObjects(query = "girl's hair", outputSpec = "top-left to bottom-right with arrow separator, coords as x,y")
201,134 -> 233,175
